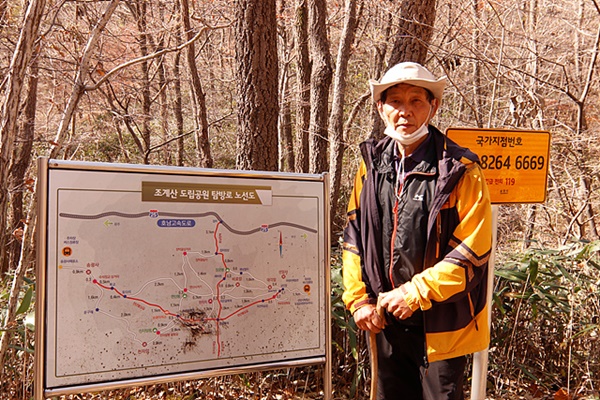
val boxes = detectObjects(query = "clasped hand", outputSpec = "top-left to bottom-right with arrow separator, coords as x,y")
353,285 -> 413,333
378,285 -> 413,320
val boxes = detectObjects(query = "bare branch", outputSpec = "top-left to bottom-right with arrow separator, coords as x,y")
49,0 -> 121,159
86,22 -> 230,91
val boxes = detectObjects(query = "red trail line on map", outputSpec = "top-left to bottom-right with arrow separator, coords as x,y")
213,221 -> 225,356
92,219 -> 279,358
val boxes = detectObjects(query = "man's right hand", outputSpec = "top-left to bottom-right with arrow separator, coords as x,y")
353,304 -> 385,333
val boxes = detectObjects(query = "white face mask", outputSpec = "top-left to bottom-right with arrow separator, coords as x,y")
383,106 -> 432,146
384,121 -> 429,146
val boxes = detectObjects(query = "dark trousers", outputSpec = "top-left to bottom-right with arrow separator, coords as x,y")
371,324 -> 466,400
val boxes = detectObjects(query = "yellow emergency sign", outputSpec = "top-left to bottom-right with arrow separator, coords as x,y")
446,128 -> 551,204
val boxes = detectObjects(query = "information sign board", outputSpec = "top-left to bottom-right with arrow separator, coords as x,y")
35,159 -> 331,398
446,128 -> 550,204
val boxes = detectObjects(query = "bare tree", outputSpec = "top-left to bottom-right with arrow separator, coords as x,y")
48,0 -> 121,159
293,0 -> 311,173
307,0 -> 332,174
367,6 -> 394,140
180,0 -> 213,168
0,0 -> 46,369
173,11 -> 185,167
0,0 -> 46,275
4,0 -> 600,397
278,0 -> 295,172
328,0 -> 360,228
127,0 -> 153,156
234,0 -> 279,171
471,0 -> 484,128
521,0 -> 541,249
155,4 -> 171,165
279,72 -> 295,172
8,54 -> 38,275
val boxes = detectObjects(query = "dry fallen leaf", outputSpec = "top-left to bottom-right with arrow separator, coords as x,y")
554,388 -> 571,400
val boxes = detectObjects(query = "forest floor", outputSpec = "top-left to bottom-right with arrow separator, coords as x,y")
16,365 -> 593,400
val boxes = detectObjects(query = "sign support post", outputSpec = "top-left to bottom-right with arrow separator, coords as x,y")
470,205 -> 498,400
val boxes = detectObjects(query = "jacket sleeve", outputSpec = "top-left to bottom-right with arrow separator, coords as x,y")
403,163 -> 492,311
341,162 -> 373,314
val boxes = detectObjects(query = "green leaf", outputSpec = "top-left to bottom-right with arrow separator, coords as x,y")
331,264 -> 342,281
16,286 -> 33,315
23,276 -> 35,286
587,259 -> 600,271
8,344 -> 34,354
555,263 -> 575,282
528,259 -> 539,284
495,269 -> 528,282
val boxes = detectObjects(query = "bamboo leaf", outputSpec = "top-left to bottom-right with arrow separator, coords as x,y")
528,259 -> 539,284
495,269 -> 528,282
587,259 -> 600,271
555,263 -> 575,282
16,286 -> 33,316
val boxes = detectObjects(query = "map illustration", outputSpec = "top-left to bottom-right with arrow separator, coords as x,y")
43,167 -> 327,388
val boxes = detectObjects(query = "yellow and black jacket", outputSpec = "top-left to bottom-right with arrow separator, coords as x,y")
342,127 -> 493,363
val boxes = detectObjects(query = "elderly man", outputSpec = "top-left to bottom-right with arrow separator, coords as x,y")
342,62 -> 493,400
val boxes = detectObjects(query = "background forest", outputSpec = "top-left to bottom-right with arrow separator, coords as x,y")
1,0 -> 600,399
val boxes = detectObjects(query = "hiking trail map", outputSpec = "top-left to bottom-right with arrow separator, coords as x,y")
36,159 -> 329,396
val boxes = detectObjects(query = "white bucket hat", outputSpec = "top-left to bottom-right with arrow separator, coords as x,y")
370,62 -> 447,103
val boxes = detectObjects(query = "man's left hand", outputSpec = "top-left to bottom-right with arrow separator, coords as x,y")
378,284 -> 414,320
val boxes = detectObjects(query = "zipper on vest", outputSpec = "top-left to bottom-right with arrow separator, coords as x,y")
389,166 -> 407,288
389,199 -> 400,287
436,214 -> 441,259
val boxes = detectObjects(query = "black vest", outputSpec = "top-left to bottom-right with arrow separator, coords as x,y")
375,138 -> 438,325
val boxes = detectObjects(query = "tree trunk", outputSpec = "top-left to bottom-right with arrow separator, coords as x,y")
155,5 -> 171,165
369,7 -> 393,140
0,84 -> 37,375
173,0 -> 185,166
371,0 -> 437,140
0,0 -> 7,35
8,55 -> 38,273
277,5 -> 295,173
522,0 -> 539,248
129,0 -> 152,158
307,0 -> 332,174
180,0 -> 213,168
0,0 -> 46,275
583,176 -> 599,239
173,51 -> 185,167
472,0 -> 484,127
157,54 -> 170,165
294,0 -> 311,173
234,0 -> 279,171
568,2 -> 600,241
388,0 -> 437,66
329,0 -> 359,232
279,73 -> 295,172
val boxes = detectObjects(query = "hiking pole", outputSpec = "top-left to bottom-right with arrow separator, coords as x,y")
369,297 -> 385,400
